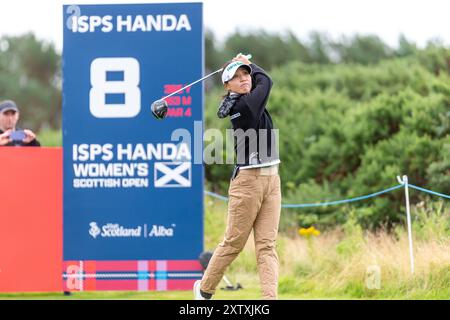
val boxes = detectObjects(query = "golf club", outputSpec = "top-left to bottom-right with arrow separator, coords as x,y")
151,54 -> 252,120
198,251 -> 243,291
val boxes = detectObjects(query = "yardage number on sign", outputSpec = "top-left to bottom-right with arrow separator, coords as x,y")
90,57 -> 141,118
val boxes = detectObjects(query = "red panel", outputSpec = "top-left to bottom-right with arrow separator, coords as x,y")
0,147 -> 62,292
167,279 -> 197,290
95,280 -> 137,291
94,261 -> 137,271
167,260 -> 203,271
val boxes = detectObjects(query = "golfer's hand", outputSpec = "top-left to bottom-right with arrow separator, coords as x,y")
233,53 -> 251,65
23,129 -> 36,144
0,130 -> 12,146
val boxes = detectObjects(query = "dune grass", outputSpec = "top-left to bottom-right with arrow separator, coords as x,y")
202,197 -> 450,300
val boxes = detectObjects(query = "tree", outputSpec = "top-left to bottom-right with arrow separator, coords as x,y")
332,34 -> 393,64
0,33 -> 61,130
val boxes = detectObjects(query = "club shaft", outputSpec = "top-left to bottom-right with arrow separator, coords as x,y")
161,54 -> 252,101
162,68 -> 223,100
222,275 -> 233,286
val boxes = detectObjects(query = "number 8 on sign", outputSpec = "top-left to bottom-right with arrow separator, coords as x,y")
90,57 -> 141,118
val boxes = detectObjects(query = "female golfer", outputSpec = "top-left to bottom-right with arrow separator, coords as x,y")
194,54 -> 281,300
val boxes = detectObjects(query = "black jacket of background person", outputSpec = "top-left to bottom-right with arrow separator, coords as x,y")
229,63 -> 279,168
0,129 -> 41,147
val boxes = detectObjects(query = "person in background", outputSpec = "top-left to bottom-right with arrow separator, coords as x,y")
0,100 -> 40,147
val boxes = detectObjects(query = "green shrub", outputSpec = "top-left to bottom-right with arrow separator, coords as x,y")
205,47 -> 450,229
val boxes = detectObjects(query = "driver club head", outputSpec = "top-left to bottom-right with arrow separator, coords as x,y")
151,99 -> 168,120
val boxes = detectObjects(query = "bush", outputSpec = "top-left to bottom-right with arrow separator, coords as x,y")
204,47 -> 450,229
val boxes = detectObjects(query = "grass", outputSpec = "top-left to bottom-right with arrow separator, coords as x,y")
0,289 -> 264,300
202,197 -> 450,300
1,194 -> 449,300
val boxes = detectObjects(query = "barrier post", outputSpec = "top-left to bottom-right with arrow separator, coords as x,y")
397,175 -> 415,274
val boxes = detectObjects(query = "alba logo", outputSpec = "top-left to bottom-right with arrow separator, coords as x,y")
89,222 -> 101,238
148,224 -> 174,237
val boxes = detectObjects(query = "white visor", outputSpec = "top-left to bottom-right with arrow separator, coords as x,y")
221,61 -> 252,84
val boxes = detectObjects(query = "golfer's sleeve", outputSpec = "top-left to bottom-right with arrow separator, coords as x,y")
242,64 -> 273,122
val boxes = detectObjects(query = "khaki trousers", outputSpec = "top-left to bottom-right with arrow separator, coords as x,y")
201,165 -> 281,299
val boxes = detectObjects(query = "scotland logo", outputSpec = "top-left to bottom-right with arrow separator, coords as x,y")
89,222 -> 101,238
154,162 -> 191,188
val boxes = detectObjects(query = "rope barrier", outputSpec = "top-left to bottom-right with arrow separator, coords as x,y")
281,185 -> 404,208
204,190 -> 229,202
205,182 -> 450,207
409,184 -> 450,200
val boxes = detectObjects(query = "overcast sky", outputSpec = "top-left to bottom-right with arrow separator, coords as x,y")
0,0 -> 449,53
